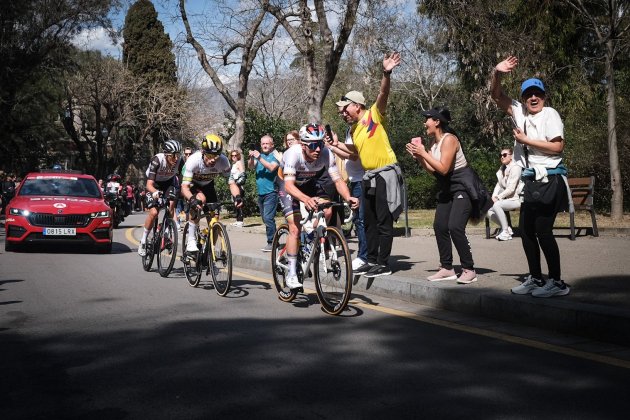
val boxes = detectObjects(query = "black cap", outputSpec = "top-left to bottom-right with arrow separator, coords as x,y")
421,107 -> 451,124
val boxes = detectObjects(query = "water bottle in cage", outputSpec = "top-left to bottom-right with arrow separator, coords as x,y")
200,227 -> 208,246
301,231 -> 314,256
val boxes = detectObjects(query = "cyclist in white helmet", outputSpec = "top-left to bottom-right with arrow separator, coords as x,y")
180,134 -> 243,255
138,139 -> 184,256
278,123 -> 359,289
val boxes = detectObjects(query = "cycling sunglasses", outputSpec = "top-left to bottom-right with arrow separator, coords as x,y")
302,140 -> 324,151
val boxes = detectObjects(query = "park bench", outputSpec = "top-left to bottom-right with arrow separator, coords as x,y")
485,176 -> 598,241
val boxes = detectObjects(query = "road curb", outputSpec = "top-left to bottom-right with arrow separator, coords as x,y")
233,251 -> 630,346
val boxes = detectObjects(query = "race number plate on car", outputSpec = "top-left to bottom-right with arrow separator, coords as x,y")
43,227 -> 76,236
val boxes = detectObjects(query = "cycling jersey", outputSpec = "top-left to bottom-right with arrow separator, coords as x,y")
145,153 -> 184,182
281,146 -> 340,185
181,151 -> 231,186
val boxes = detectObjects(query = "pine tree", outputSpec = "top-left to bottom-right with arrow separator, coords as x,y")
123,0 -> 177,85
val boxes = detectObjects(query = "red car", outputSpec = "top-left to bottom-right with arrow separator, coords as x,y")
4,171 -> 113,253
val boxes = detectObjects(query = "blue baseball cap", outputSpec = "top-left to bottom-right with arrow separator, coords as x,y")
520,78 -> 545,96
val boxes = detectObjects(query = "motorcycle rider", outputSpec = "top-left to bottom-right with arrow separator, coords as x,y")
138,139 -> 184,257
105,173 -> 125,226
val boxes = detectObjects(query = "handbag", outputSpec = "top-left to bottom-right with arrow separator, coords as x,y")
523,175 -> 559,205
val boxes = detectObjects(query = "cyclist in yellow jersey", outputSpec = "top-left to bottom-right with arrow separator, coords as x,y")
327,52 -> 403,279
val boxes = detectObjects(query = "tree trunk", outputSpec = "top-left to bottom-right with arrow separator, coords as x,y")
605,40 -> 623,221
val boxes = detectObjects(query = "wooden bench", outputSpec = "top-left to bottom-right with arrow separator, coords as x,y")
568,176 -> 598,240
485,176 -> 598,240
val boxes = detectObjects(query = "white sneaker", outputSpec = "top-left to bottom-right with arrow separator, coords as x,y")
532,278 -> 570,298
285,274 -> 301,289
186,241 -> 198,253
507,226 -> 513,236
511,275 -> 543,295
352,257 -> 366,271
138,243 -> 146,257
496,230 -> 512,241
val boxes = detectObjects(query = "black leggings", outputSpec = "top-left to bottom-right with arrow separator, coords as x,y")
433,191 -> 474,270
519,176 -> 568,280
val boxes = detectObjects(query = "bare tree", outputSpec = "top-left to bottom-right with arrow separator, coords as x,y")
562,0 -> 629,221
178,0 -> 282,150
266,0 -> 361,122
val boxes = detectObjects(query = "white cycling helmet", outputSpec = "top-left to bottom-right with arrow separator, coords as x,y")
299,123 -> 326,142
162,139 -> 182,154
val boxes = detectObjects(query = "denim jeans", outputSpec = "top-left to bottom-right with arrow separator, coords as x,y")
350,181 -> 367,262
258,191 -> 278,244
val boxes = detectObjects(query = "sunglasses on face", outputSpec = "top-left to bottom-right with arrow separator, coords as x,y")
303,141 -> 324,151
500,153 -> 511,158
165,153 -> 180,158
203,153 -> 218,159
184,153 -> 191,156
231,154 -> 239,157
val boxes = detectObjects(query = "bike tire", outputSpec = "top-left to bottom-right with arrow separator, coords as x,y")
157,217 -> 178,278
142,220 -> 157,271
270,224 -> 298,302
313,226 -> 352,315
182,222 -> 201,287
209,223 -> 232,296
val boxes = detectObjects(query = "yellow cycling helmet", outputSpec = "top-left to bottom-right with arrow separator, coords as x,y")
201,134 -> 223,155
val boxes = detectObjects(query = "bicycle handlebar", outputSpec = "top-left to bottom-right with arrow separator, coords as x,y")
300,202 -> 343,226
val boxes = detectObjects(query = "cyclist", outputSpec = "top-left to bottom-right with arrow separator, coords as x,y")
180,134 -> 243,255
278,123 -> 359,289
138,139 -> 184,256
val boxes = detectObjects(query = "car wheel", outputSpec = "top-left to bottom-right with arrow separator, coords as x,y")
5,240 -> 16,252
96,242 -> 113,254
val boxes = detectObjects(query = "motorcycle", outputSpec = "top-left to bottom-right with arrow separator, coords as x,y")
105,191 -> 126,228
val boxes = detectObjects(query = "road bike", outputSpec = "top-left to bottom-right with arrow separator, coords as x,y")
270,202 -> 352,315
181,201 -> 232,296
141,190 -> 178,277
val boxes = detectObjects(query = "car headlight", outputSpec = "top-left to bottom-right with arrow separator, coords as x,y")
91,210 -> 111,218
10,208 -> 30,216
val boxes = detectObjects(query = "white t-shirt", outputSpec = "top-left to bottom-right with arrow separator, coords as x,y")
282,146 -> 340,186
181,151 -> 231,186
511,100 -> 564,169
343,127 -> 365,182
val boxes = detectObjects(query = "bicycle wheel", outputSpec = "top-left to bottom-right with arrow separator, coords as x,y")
157,217 -> 178,278
314,226 -> 352,315
271,224 -> 298,302
182,222 -> 201,287
142,220 -> 157,271
209,223 -> 232,296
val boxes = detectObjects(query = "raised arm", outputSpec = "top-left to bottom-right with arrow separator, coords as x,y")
491,56 -> 518,115
375,52 -> 401,115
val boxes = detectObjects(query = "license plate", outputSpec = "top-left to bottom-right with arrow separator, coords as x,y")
43,227 -> 76,236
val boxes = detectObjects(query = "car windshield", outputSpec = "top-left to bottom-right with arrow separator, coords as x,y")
19,177 -> 102,198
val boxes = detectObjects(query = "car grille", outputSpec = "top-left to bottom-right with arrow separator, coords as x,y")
28,213 -> 91,227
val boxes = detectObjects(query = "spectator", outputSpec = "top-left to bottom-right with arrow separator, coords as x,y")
406,106 -> 482,285
248,135 -> 280,252
229,150 -> 246,227
1,173 -> 17,215
487,148 -> 523,241
124,180 -> 134,215
327,52 -> 403,278
275,130 -> 299,165
326,120 -> 368,271
490,56 -> 570,297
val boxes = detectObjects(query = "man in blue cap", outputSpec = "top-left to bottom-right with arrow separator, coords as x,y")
490,55 -> 570,299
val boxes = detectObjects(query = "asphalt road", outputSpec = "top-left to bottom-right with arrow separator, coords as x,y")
2,218 -> 630,419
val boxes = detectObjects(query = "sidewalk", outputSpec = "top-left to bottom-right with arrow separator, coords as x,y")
225,222 -> 630,346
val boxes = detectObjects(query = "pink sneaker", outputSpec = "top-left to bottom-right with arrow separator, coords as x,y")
457,269 -> 478,284
427,267 -> 457,281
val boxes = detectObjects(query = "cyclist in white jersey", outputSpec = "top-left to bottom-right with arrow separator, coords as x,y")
181,134 -> 243,254
278,123 -> 358,289
138,139 -> 184,256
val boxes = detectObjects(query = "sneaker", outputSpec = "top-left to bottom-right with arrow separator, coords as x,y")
511,275 -> 544,295
496,230 -> 512,241
532,279 -> 570,298
457,269 -> 478,284
507,226 -> 513,236
427,267 -> 457,281
354,262 -> 375,275
364,264 -> 392,278
186,241 -> 198,253
352,257 -> 366,271
261,243 -> 273,252
232,221 -> 244,228
138,243 -> 146,257
285,274 -> 301,289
